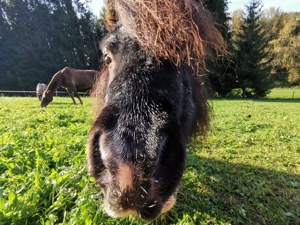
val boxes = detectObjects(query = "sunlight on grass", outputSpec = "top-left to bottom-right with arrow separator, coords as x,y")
267,88 -> 300,99
0,94 -> 299,224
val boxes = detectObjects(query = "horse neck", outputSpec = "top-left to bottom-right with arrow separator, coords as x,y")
47,71 -> 62,93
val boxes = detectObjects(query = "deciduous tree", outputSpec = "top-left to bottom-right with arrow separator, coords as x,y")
268,12 -> 300,86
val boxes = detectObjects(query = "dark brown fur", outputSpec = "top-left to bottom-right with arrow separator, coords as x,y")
41,67 -> 98,107
87,0 -> 225,220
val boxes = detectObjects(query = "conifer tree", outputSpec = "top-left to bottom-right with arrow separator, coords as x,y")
233,0 -> 272,97
0,0 -> 104,91
201,0 -> 237,97
201,0 -> 229,39
0,1 -> 14,89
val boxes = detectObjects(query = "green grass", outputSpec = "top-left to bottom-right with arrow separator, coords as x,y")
0,93 -> 299,225
267,87 -> 300,99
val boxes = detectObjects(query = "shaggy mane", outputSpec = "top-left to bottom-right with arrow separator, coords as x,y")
105,0 -> 226,70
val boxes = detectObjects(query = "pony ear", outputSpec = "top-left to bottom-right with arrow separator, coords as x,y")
104,0 -> 118,31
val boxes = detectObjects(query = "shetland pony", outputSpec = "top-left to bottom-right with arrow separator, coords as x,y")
36,83 -> 47,101
41,67 -> 98,107
87,0 -> 225,220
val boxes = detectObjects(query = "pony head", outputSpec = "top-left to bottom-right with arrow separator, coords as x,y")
87,0 -> 225,220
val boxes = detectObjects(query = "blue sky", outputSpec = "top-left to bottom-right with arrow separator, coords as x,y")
229,0 -> 299,12
89,0 -> 300,15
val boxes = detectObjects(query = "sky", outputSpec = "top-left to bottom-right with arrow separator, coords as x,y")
89,0 -> 300,15
228,0 -> 299,12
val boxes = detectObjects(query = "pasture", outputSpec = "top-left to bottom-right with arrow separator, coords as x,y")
0,92 -> 299,224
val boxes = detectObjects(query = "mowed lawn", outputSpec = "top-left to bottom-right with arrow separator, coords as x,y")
0,90 -> 299,224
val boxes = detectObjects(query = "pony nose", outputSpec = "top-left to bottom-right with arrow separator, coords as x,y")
139,203 -> 162,220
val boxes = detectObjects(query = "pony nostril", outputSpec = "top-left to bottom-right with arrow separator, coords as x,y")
139,202 -> 163,220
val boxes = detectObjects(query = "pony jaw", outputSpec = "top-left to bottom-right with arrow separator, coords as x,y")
103,194 -> 177,219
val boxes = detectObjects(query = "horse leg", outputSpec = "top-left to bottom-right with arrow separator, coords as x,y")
73,89 -> 83,105
66,88 -> 76,104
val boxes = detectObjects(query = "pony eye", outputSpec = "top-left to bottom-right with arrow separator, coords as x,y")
104,54 -> 112,65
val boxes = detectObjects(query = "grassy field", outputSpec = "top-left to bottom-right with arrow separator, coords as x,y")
267,87 -> 300,99
0,90 -> 299,224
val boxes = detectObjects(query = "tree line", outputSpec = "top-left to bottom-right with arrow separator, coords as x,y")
205,0 -> 300,97
0,0 -> 105,91
0,0 -> 299,97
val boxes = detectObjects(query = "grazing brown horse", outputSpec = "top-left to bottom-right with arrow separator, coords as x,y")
87,0 -> 226,220
41,67 -> 98,107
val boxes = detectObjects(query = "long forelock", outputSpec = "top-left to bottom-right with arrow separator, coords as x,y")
105,0 -> 226,71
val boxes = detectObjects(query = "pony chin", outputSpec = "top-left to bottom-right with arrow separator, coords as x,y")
104,206 -> 138,218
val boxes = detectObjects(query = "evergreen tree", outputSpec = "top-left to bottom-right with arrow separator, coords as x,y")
0,0 -> 104,91
0,1 -> 14,89
233,0 -> 272,97
201,0 -> 237,97
201,0 -> 229,39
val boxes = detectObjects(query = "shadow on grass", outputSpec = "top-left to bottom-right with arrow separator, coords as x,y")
161,153 -> 300,225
